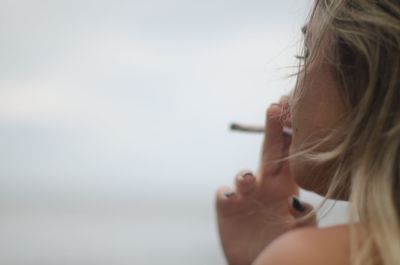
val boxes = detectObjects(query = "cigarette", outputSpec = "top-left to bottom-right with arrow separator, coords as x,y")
230,123 -> 293,136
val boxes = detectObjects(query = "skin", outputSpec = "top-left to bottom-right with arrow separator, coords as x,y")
289,13 -> 348,196
253,224 -> 353,265
216,4 -> 354,265
216,100 -> 317,265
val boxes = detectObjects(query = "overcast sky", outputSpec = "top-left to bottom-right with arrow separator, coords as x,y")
0,0 -> 315,205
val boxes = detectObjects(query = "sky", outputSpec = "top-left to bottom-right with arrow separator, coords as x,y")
0,0 -> 348,264
0,0 -> 314,204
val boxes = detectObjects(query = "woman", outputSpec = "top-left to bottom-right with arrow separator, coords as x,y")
216,0 -> 400,264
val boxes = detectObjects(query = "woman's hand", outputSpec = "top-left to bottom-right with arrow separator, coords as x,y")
216,97 -> 316,265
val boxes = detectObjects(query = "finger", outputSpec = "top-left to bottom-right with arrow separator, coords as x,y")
216,186 -> 238,210
279,96 -> 292,158
259,103 -> 285,177
279,95 -> 289,105
278,132 -> 292,180
235,170 -> 256,195
279,95 -> 293,178
279,96 -> 292,128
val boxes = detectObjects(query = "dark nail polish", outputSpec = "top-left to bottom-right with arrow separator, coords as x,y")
224,192 -> 235,198
292,197 -> 306,212
242,172 -> 254,179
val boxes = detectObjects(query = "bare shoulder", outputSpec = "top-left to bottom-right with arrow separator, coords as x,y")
253,225 -> 352,265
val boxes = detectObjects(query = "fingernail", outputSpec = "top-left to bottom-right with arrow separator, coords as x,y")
242,171 -> 254,179
292,197 -> 306,212
224,191 -> 235,198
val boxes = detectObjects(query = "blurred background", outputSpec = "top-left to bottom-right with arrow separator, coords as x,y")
0,0 -> 348,264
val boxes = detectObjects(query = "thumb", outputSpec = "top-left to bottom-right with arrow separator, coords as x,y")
288,196 -> 317,227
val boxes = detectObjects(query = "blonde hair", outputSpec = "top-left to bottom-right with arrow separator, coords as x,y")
292,0 -> 400,264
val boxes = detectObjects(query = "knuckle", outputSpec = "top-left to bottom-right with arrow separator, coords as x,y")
267,104 -> 281,118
